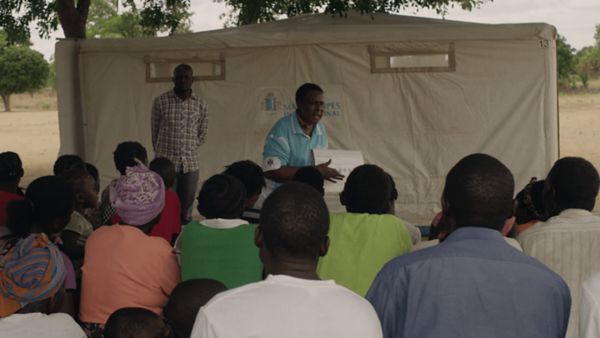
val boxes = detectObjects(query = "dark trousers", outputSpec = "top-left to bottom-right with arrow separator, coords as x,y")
174,169 -> 199,224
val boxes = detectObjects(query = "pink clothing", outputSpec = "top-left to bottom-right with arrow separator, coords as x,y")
150,191 -> 181,243
60,252 -> 77,290
79,224 -> 180,325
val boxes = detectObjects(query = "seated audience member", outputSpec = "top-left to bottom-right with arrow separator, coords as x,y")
79,163 -> 180,329
316,164 -> 412,296
53,154 -> 84,176
178,174 -> 262,288
59,167 -> 98,261
293,166 -> 325,195
581,271 -> 600,338
223,160 -> 266,224
0,152 -> 24,238
518,157 -> 600,338
190,183 -> 383,338
0,233 -> 85,337
97,141 -> 148,225
104,307 -> 171,338
82,162 -> 103,229
164,279 -> 226,338
149,157 -> 182,244
514,178 -> 547,235
413,211 -> 523,252
367,153 -> 571,338
4,176 -> 78,317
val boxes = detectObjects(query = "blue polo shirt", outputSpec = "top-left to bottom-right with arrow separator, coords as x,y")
263,113 -> 328,171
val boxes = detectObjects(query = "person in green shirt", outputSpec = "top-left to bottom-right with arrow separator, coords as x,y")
317,164 -> 413,296
178,174 -> 263,288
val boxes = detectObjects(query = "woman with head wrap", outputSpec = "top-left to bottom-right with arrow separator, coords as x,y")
514,178 -> 548,235
79,163 -> 180,333
176,174 -> 263,288
0,233 -> 86,337
3,175 -> 78,318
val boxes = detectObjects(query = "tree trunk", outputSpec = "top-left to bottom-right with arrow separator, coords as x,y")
56,0 -> 91,39
2,95 -> 11,112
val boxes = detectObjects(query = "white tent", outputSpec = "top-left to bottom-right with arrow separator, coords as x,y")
55,12 -> 558,225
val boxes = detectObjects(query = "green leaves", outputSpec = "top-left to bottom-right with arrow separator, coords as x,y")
217,0 -> 489,26
0,45 -> 49,96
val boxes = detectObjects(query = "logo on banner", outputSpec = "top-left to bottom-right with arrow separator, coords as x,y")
263,92 -> 279,112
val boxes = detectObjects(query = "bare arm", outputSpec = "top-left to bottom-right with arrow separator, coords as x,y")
265,160 -> 344,183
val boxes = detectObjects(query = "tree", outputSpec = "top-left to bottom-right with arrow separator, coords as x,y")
87,0 -> 191,38
556,35 -> 575,87
0,45 -> 49,111
575,46 -> 600,89
216,0 -> 491,26
0,0 -> 191,44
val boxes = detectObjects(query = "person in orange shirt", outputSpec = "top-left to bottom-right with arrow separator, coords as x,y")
79,162 -> 180,334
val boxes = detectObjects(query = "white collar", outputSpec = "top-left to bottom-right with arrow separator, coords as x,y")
201,218 -> 249,229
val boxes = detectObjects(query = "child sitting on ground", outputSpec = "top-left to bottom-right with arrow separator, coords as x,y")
177,174 -> 262,288
164,279 -> 226,338
60,167 -> 98,262
223,160 -> 266,224
316,164 -> 413,296
149,157 -> 182,244
104,307 -> 171,338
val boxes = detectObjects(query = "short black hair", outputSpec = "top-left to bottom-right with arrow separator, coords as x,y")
113,141 -> 148,175
443,153 -> 514,230
341,164 -> 396,214
295,83 -> 323,104
164,279 -> 227,338
53,154 -> 84,176
515,178 -> 547,224
104,307 -> 168,338
60,167 -> 93,195
84,162 -> 99,182
260,183 -> 329,258
293,166 -> 324,196
7,175 -> 74,237
0,151 -> 24,183
150,157 -> 176,189
546,157 -> 600,215
174,63 -> 193,75
223,160 -> 266,197
197,174 -> 246,219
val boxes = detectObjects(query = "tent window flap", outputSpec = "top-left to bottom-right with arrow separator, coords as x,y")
144,56 -> 226,82
369,42 -> 455,73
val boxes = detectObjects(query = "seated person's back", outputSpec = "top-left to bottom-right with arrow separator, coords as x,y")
0,233 -> 85,338
191,183 -> 382,338
179,174 -> 262,288
80,163 -> 180,325
317,164 -> 411,296
518,157 -> 600,338
149,157 -> 182,244
367,154 -> 571,338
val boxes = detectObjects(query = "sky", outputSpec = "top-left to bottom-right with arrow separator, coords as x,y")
31,0 -> 599,60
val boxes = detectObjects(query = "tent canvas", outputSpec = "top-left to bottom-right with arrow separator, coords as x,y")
55,12 -> 558,225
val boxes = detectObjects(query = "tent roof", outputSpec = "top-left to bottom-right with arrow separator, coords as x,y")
76,12 -> 556,53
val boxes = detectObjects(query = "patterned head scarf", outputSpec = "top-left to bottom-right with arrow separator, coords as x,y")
0,233 -> 66,317
110,162 -> 165,226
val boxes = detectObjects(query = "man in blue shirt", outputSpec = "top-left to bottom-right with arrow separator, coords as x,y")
367,153 -> 571,338
263,83 -> 343,183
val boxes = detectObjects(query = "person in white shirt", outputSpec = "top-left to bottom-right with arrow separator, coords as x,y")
190,183 -> 383,338
581,272 -> 600,338
518,156 -> 600,338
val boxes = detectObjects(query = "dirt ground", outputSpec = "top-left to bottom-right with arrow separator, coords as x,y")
1,86 -> 600,209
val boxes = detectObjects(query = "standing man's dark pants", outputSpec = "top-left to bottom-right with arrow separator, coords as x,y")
175,170 -> 199,225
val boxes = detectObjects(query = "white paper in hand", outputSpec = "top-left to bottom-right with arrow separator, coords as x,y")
312,149 -> 365,193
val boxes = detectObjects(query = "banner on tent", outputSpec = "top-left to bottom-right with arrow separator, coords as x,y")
256,85 -> 345,118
